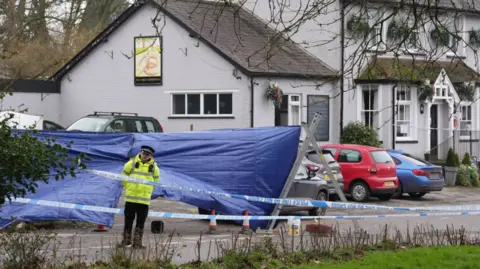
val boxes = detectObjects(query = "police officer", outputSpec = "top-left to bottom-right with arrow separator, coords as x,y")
120,145 -> 160,248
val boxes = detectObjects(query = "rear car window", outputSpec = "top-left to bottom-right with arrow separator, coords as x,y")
307,152 -> 336,164
145,121 -> 156,133
399,154 -> 428,166
370,151 -> 394,164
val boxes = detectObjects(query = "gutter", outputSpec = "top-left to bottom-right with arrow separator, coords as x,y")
250,76 -> 255,128
340,0 -> 345,137
391,84 -> 397,149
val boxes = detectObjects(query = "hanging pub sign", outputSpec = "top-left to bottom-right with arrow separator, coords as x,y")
134,36 -> 163,85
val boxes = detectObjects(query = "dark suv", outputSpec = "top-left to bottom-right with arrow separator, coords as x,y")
66,112 -> 163,133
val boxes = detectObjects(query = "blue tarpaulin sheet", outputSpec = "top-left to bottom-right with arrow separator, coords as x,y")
0,126 -> 301,230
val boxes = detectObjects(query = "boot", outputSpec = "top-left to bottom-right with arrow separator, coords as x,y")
119,231 -> 132,247
132,227 -> 145,249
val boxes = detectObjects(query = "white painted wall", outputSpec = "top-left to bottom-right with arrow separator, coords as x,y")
0,92 -> 61,123
59,3 -> 250,132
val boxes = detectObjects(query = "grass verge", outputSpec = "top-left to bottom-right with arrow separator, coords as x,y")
295,245 -> 480,269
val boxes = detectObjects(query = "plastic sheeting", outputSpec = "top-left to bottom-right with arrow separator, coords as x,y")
0,126 -> 301,230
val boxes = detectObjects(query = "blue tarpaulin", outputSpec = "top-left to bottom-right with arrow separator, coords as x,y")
0,126 -> 301,230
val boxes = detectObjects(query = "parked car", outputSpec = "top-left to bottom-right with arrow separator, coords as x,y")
43,120 -> 65,130
66,111 -> 163,133
303,149 -> 345,201
387,149 -> 444,198
198,163 -> 330,217
320,144 -> 398,202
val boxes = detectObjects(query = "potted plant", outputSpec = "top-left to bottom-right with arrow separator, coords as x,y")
444,148 -> 459,186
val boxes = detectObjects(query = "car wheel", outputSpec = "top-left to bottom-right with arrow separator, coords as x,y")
349,181 -> 370,202
309,191 -> 328,216
393,182 -> 403,199
408,192 -> 427,198
377,194 -> 393,201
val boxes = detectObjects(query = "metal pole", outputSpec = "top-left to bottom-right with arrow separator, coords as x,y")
262,114 -> 323,232
302,116 -> 361,232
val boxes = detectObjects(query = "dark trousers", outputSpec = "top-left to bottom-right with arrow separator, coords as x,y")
123,202 -> 149,244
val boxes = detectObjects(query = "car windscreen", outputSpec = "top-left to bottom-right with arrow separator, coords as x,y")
370,150 -> 394,164
66,117 -> 110,132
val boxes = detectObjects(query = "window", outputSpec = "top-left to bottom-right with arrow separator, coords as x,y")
460,105 -> 472,138
66,117 -> 110,132
396,86 -> 414,139
275,94 -> 301,126
145,121 -> 156,133
134,120 -> 144,132
338,149 -> 362,163
295,165 -> 308,179
106,120 -> 126,132
322,147 -> 338,156
407,29 -> 420,51
361,85 -> 379,129
367,9 -> 384,50
307,95 -> 329,141
399,154 -> 428,166
171,93 -> 233,116
370,150 -> 394,164
391,156 -> 402,165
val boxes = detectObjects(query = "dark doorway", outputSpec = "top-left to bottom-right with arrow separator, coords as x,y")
274,95 -> 289,126
430,105 -> 438,158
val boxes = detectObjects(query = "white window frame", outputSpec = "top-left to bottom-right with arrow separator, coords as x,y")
395,85 -> 416,141
445,15 -> 465,57
360,84 -> 380,130
167,90 -> 235,117
459,103 -> 473,140
405,27 -> 420,53
288,94 -> 301,126
367,9 -> 385,51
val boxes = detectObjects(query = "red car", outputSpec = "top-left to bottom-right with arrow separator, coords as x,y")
320,144 -> 398,202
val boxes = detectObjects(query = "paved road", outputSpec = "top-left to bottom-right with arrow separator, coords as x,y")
34,187 -> 480,265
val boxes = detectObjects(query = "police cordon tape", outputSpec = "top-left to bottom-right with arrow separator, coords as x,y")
9,197 -> 480,220
87,169 -> 480,212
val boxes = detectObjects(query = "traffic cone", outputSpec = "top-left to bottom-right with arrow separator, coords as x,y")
240,210 -> 251,234
207,210 -> 217,234
93,224 -> 108,232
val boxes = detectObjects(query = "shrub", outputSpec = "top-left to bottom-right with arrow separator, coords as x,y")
454,152 -> 461,167
469,164 -> 480,187
340,121 -> 382,147
456,164 -> 471,186
462,152 -> 472,165
446,148 -> 455,167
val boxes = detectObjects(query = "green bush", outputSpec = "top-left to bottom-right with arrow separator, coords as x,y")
462,152 -> 472,165
340,121 -> 382,147
469,164 -> 479,187
454,152 -> 461,167
445,148 -> 455,167
456,164 -> 471,186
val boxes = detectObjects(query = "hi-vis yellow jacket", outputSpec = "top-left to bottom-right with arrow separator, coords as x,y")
121,153 -> 160,206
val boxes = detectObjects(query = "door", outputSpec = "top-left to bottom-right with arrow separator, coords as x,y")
430,105 -> 438,157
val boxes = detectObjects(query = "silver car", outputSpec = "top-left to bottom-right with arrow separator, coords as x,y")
281,163 -> 329,216
197,164 -> 329,217
303,149 -> 345,201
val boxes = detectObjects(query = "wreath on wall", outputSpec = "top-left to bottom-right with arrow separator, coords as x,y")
346,15 -> 370,39
457,81 -> 476,102
265,81 -> 283,108
430,27 -> 450,47
469,29 -> 480,47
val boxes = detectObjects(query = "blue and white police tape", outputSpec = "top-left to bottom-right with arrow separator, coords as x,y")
87,169 -> 480,212
9,197 -> 480,221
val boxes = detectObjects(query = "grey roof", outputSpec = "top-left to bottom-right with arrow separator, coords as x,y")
157,0 -> 337,78
360,0 -> 480,12
52,0 -> 337,80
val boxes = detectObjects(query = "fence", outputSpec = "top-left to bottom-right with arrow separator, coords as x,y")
424,130 -> 480,162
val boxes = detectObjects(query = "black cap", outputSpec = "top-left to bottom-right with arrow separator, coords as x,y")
141,145 -> 155,155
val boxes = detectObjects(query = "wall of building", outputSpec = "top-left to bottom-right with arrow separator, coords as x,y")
59,3 -> 251,132
253,77 -> 340,144
0,92 -> 61,123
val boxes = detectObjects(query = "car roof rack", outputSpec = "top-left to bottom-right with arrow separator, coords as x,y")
93,111 -> 139,116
